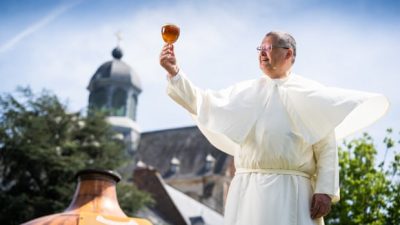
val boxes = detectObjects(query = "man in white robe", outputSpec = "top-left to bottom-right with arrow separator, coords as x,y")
159,31 -> 389,225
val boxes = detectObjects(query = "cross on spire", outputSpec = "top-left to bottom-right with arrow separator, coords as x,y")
115,31 -> 123,46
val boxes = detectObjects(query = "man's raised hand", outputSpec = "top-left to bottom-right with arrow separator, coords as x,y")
160,43 -> 179,77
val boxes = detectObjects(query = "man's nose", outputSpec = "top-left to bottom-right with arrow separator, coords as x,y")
260,50 -> 267,56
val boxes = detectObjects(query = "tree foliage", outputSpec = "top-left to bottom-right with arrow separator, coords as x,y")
0,87 -> 153,225
326,130 -> 400,224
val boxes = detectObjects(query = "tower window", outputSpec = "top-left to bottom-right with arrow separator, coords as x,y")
89,87 -> 108,111
111,88 -> 127,117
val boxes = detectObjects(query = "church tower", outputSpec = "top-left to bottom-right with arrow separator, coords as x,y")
87,46 -> 142,154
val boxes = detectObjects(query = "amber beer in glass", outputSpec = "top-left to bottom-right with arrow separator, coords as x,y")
161,24 -> 180,44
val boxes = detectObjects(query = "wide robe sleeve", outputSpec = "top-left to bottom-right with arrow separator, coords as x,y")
282,75 -> 390,144
166,71 -> 267,156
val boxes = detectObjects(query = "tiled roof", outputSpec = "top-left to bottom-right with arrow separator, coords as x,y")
136,126 -> 231,178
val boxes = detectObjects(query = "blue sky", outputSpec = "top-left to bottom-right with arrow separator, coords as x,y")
1,0 -> 399,153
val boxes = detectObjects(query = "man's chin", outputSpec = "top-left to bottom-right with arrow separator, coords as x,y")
260,65 -> 272,71
260,67 -> 272,75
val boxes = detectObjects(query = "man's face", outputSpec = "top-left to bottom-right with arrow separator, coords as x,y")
258,36 -> 289,77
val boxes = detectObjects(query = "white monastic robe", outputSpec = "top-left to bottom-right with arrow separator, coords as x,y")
166,71 -> 389,225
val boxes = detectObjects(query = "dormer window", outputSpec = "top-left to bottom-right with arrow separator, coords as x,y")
170,157 -> 180,174
189,216 -> 205,225
205,153 -> 216,172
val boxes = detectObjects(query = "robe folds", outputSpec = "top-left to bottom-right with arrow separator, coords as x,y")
166,72 -> 389,225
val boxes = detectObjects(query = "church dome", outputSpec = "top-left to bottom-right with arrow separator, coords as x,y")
87,47 -> 142,92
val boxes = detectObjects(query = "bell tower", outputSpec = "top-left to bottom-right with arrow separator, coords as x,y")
87,42 -> 142,154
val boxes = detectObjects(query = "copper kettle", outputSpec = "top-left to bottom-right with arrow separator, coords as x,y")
22,169 -> 152,225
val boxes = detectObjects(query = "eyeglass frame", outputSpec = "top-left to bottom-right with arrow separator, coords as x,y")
256,45 -> 290,53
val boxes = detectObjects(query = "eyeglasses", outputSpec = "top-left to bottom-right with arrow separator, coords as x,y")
256,45 -> 290,53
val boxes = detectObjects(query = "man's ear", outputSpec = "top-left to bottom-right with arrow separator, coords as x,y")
285,48 -> 293,61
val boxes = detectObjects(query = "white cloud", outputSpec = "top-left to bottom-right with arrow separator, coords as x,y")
0,1 -> 81,54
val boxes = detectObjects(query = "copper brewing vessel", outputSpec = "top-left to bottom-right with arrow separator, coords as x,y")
22,169 -> 152,225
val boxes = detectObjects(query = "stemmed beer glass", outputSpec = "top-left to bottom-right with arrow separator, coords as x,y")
161,24 -> 180,44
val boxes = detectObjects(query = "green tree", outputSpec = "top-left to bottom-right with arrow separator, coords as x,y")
325,130 -> 400,224
382,129 -> 400,224
0,87 -> 152,225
